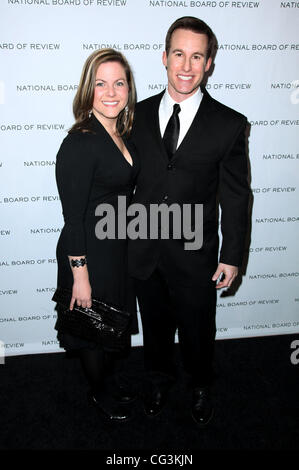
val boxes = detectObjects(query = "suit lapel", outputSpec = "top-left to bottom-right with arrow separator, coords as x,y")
172,88 -> 216,162
145,88 -> 217,163
148,91 -> 170,162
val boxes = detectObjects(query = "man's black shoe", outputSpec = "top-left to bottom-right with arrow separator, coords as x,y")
191,387 -> 214,426
144,389 -> 167,416
88,391 -> 131,422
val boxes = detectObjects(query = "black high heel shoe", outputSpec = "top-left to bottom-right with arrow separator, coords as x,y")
112,383 -> 137,404
88,391 -> 131,422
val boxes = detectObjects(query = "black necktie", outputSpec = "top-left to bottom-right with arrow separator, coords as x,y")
163,104 -> 181,159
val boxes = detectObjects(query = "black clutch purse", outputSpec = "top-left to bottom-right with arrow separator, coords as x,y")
52,287 -> 132,352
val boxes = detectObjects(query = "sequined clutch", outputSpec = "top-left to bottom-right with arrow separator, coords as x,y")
52,287 -> 131,352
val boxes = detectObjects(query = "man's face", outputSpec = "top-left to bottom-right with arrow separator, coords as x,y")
162,28 -> 212,103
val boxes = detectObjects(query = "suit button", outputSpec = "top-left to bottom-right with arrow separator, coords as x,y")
162,195 -> 168,202
167,163 -> 175,170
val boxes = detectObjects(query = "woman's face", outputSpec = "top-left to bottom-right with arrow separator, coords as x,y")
92,61 -> 129,127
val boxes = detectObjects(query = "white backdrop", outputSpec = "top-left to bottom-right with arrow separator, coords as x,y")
0,0 -> 298,357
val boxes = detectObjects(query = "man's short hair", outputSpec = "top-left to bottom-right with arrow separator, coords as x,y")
165,16 -> 218,60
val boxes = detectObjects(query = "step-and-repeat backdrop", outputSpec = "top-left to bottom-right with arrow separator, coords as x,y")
0,0 -> 298,357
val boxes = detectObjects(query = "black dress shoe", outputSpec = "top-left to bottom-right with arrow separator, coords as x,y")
144,389 -> 167,417
191,387 -> 214,426
88,391 -> 131,422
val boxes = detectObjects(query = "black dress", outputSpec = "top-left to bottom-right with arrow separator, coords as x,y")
54,115 -> 139,350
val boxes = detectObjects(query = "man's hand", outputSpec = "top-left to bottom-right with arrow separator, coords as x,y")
212,263 -> 238,289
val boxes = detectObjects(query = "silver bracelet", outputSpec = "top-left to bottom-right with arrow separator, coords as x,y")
70,257 -> 87,268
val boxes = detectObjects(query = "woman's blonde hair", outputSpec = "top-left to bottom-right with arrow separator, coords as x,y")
70,48 -> 136,136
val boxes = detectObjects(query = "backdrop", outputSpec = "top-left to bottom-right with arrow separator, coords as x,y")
0,0 -> 298,358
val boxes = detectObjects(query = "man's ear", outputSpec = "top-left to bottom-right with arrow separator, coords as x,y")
162,51 -> 168,68
205,57 -> 212,73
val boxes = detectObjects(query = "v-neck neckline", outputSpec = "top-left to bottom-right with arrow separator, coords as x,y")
108,133 -> 133,168
90,114 -> 133,168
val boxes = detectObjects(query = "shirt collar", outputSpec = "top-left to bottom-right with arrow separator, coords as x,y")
161,87 -> 203,114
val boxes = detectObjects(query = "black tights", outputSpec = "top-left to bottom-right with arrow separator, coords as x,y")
78,344 -> 131,395
78,346 -> 114,394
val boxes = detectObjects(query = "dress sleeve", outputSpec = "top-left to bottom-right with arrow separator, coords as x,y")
56,133 -> 96,256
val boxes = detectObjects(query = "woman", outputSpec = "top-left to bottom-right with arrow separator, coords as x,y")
54,49 -> 139,422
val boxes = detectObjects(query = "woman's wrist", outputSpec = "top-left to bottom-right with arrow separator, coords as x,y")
68,256 -> 89,281
70,257 -> 87,268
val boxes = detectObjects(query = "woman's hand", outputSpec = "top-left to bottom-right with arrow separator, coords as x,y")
70,279 -> 92,310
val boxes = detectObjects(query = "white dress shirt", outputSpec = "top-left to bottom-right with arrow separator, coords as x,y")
159,87 -> 203,149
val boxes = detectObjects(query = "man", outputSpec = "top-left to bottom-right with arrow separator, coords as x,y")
129,16 -> 249,426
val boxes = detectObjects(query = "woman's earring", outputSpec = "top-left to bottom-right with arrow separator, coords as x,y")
88,110 -> 92,118
125,105 -> 129,117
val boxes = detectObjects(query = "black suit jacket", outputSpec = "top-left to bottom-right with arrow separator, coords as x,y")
128,88 -> 249,284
